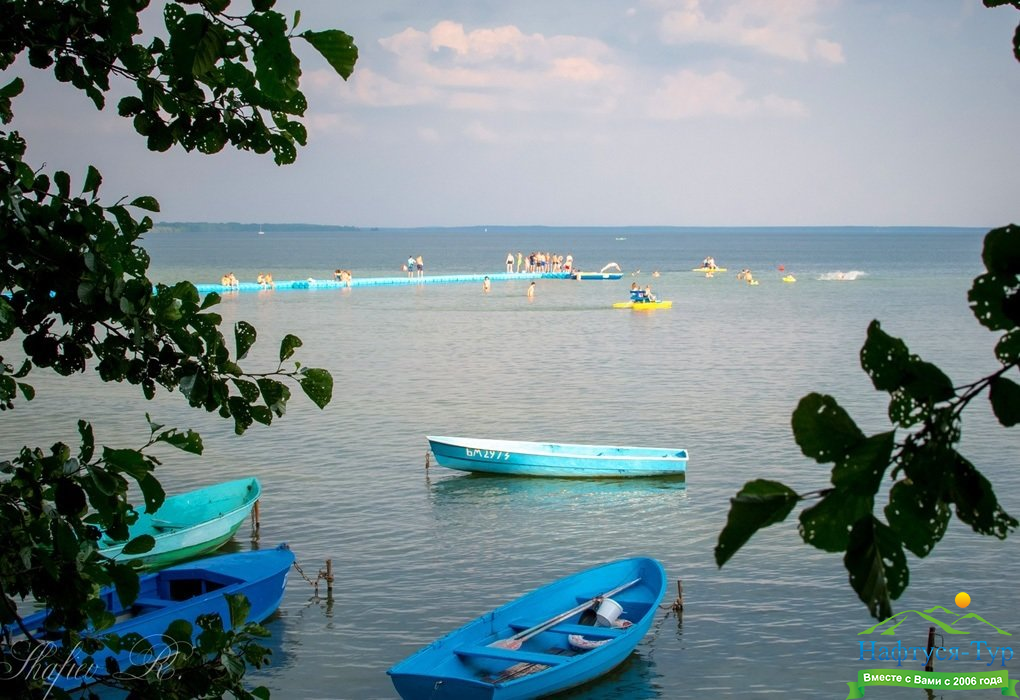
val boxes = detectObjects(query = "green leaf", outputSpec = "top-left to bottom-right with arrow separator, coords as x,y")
715,479 -> 799,567
860,320 -> 911,392
0,76 -> 24,98
78,420 -> 95,463
226,592 -> 251,627
55,478 -> 87,516
799,488 -> 874,553
844,515 -> 908,621
995,330 -> 1020,364
232,378 -> 261,403
831,431 -> 895,494
200,291 -> 222,310
256,377 -> 290,415
885,480 -> 950,557
969,271 -> 1020,331
103,447 -> 153,479
138,473 -> 166,514
155,428 -> 204,454
235,320 -> 257,360
121,534 -> 155,555
948,453 -> 1018,538
989,376 -> 1020,426
279,333 -> 302,362
981,224 -> 1020,278
54,170 -> 71,198
792,393 -> 865,464
83,165 -> 102,195
901,359 -> 955,405
298,367 -> 333,409
228,396 -> 254,435
254,32 -> 301,100
163,619 -> 193,646
300,30 -> 359,80
109,563 -> 141,608
130,195 -> 160,212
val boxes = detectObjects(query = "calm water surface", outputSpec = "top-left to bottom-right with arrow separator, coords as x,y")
3,228 -> 1017,699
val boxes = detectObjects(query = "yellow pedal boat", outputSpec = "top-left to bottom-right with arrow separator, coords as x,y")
613,300 -> 673,310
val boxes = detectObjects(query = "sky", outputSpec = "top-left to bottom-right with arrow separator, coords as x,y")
8,0 -> 1020,227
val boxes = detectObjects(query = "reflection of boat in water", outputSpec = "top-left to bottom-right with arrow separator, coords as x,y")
428,473 -> 686,511
550,646 -> 659,699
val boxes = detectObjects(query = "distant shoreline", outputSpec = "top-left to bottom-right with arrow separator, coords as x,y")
151,223 -> 988,235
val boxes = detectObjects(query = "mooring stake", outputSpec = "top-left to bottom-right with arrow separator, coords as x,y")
671,579 -> 684,613
425,451 -> 431,470
924,626 -> 936,672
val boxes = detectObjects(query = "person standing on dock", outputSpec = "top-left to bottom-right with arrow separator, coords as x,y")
505,253 -> 514,273
516,251 -> 523,273
406,256 -> 415,279
415,255 -> 424,278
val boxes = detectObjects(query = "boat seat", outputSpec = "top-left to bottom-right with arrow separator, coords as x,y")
132,597 -> 173,608
508,621 -> 625,638
455,644 -> 569,666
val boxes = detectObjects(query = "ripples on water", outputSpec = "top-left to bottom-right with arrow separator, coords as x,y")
3,229 -> 1016,699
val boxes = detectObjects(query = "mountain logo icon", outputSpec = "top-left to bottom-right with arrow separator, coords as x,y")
860,606 -> 1012,636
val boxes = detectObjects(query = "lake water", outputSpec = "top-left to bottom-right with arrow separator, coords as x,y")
4,226 -> 1017,699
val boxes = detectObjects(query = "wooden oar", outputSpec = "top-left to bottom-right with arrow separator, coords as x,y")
490,578 -> 641,650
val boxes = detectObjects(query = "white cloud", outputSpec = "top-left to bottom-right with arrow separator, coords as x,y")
368,21 -> 624,114
464,122 -> 500,143
657,0 -> 845,63
648,69 -> 807,119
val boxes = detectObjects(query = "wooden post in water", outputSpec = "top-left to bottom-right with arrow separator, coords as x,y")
671,579 -> 684,613
252,500 -> 260,530
425,451 -> 431,470
325,559 -> 334,598
925,626 -> 936,672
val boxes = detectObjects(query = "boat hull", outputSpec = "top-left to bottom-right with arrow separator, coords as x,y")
388,557 -> 667,700
613,300 -> 672,309
427,436 -> 687,478
691,267 -> 727,273
19,546 -> 293,691
573,272 -> 623,280
98,477 -> 261,568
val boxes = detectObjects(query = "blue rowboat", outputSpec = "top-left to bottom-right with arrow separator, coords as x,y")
16,545 -> 293,692
99,477 -> 261,568
388,557 -> 667,700
426,437 -> 687,478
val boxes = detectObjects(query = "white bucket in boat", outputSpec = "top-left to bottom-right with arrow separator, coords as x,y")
595,597 -> 623,627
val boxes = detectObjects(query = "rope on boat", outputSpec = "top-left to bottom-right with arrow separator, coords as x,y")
292,557 -> 335,598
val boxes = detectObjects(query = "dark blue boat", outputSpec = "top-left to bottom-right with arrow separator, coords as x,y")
388,557 -> 667,700
16,545 -> 293,692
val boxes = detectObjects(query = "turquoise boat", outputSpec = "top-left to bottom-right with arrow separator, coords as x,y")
426,437 -> 687,478
98,477 -> 261,568
16,545 -> 293,692
388,557 -> 667,700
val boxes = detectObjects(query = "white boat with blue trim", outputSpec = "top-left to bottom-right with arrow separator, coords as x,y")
426,436 -> 687,478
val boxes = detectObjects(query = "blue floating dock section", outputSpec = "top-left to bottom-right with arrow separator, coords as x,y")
193,272 -> 573,294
